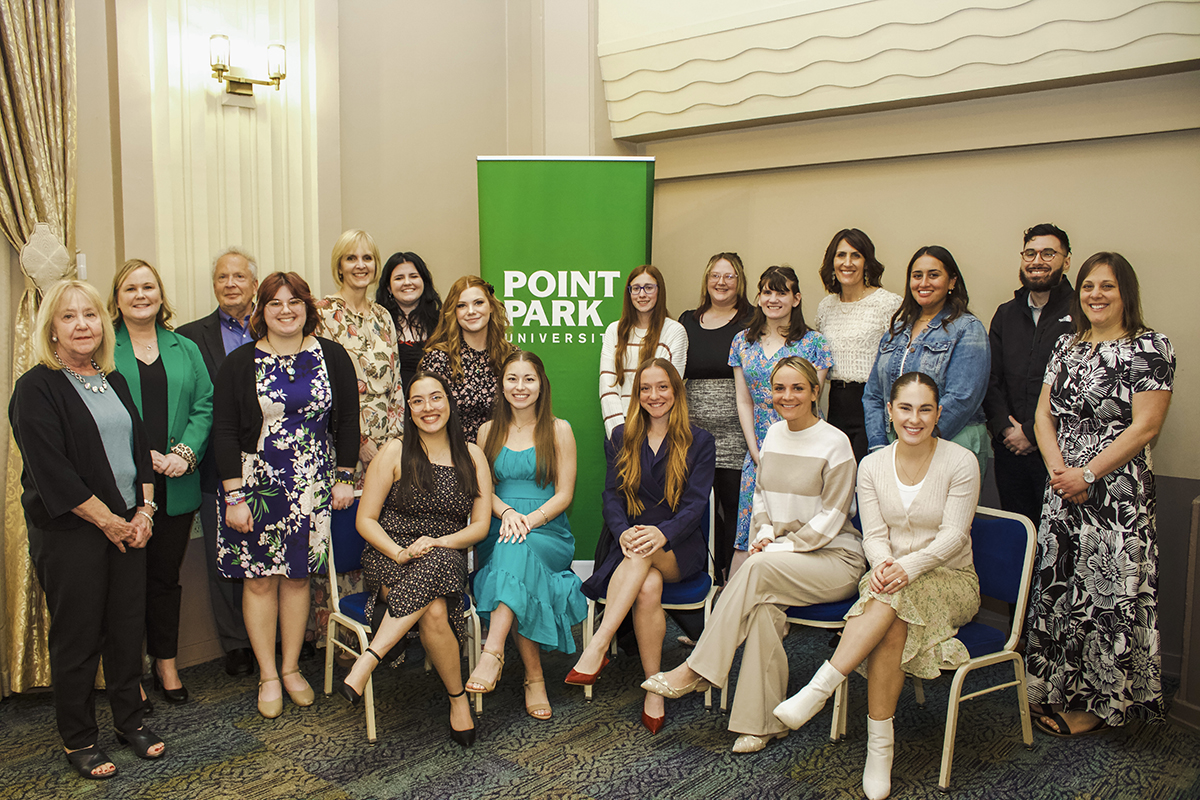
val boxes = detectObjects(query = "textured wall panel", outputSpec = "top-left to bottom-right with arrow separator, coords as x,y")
599,0 -> 1200,139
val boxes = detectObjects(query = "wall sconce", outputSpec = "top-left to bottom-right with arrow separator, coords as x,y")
209,34 -> 286,96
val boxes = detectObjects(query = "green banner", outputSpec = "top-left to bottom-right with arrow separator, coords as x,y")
477,157 -> 655,559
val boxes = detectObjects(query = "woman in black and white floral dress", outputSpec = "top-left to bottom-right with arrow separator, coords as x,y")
1025,252 -> 1175,737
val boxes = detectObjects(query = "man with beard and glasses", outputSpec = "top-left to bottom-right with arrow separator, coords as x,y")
983,223 -> 1074,529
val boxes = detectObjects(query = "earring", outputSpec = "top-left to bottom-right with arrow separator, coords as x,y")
52,335 -> 58,342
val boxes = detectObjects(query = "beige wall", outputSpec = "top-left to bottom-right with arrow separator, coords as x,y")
646,78 -> 1199,481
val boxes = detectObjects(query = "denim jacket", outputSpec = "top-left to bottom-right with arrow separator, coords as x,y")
863,307 -> 990,450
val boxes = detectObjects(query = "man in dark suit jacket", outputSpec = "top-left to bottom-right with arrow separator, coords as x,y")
177,247 -> 258,677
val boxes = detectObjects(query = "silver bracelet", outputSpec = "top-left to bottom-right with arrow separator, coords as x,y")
136,510 -> 155,526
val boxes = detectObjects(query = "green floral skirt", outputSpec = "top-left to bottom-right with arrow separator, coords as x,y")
845,565 -> 980,679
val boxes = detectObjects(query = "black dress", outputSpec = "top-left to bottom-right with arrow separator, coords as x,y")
361,465 -> 474,662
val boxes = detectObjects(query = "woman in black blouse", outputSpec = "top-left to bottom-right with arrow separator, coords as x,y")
376,251 -> 442,392
10,280 -> 163,779
678,252 -> 752,583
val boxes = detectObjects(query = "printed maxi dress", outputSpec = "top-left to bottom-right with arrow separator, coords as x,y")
1024,331 -> 1176,725
217,346 -> 334,578
728,329 -> 833,550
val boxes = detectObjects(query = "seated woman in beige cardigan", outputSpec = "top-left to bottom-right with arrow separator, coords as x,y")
774,371 -> 981,800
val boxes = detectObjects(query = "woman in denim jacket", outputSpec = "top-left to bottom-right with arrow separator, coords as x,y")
862,246 -> 991,475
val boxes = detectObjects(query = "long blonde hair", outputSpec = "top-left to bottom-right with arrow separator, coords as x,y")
482,351 -> 558,488
424,275 -> 515,379
36,280 -> 117,373
615,358 -> 692,515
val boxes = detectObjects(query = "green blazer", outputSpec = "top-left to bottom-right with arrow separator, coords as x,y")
114,323 -> 214,516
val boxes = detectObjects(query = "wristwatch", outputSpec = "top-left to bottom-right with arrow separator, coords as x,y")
1082,467 -> 1096,485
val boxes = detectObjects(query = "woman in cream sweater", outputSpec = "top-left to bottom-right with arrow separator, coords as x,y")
773,371 -> 981,800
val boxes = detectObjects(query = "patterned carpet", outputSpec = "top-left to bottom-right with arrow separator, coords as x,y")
1,625 -> 1197,800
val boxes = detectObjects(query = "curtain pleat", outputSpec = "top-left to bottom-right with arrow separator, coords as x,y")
0,0 -> 78,696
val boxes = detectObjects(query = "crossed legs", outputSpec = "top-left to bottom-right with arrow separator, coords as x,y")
571,548 -> 680,719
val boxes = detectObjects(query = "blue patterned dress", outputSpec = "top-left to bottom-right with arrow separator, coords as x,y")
473,446 -> 587,653
217,346 -> 334,578
1024,331 -> 1175,726
728,329 -> 833,550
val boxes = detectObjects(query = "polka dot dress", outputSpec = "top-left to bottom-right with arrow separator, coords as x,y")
361,464 -> 474,661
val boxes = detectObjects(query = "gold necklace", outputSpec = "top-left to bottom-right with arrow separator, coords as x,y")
264,337 -> 304,381
896,442 -> 935,485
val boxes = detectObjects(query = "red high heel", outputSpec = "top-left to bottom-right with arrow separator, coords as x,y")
564,655 -> 610,686
641,710 -> 665,734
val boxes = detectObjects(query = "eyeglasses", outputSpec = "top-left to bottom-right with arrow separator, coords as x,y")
629,284 -> 658,296
1021,248 -> 1063,262
265,298 -> 306,310
708,273 -> 738,285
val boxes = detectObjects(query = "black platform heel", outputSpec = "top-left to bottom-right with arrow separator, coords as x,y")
337,647 -> 382,707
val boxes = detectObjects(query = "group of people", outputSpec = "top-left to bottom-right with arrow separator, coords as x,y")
8,224 -> 1174,800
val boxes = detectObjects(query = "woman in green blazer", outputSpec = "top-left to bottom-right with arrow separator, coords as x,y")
110,259 -> 213,705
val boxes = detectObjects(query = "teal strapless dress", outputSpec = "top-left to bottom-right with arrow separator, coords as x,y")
474,446 -> 586,653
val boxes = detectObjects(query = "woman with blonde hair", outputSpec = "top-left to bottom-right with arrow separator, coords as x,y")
419,275 -> 515,442
568,358 -> 715,733
109,259 -> 213,706
599,265 -> 688,438
465,351 -> 587,719
11,280 -> 162,777
313,230 -> 404,650
643,356 -> 865,754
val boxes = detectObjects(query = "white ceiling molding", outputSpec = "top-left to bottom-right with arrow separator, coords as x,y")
598,0 -> 1200,140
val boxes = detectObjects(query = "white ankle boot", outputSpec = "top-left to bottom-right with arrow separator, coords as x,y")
772,660 -> 845,730
863,715 -> 894,800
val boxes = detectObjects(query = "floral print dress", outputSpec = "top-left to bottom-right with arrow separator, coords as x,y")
419,345 -> 497,443
1024,331 -> 1176,725
315,296 -> 404,485
728,329 -> 833,550
217,345 -> 333,578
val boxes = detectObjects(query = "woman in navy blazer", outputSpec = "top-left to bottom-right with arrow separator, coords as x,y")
110,259 -> 213,706
569,358 -> 715,733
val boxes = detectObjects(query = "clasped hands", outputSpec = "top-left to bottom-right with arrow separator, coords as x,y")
150,449 -> 189,478
1048,466 -> 1089,505
396,535 -> 440,563
103,509 -> 153,552
619,525 -> 666,559
869,558 -> 910,595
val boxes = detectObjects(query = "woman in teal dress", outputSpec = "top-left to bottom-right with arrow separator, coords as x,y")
466,351 -> 586,719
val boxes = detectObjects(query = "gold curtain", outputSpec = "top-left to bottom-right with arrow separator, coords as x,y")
0,0 -> 77,695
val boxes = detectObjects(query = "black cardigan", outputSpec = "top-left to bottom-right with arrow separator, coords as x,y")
9,364 -> 154,530
211,337 -> 360,482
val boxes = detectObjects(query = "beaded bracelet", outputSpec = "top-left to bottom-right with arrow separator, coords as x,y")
170,443 -> 198,474
335,470 -> 355,486
224,490 -> 246,506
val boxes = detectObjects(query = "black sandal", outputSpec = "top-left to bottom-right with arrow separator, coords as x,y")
448,688 -> 476,747
116,726 -> 166,759
337,647 -> 382,707
1034,711 -> 1110,738
65,745 -> 117,780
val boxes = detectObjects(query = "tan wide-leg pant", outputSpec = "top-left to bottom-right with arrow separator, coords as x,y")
687,547 -> 866,736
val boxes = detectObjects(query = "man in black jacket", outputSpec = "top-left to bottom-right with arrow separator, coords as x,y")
177,247 -> 258,676
984,223 -> 1074,529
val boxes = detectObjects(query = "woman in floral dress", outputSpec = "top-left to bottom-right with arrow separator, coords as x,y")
213,272 -> 359,718
420,275 -> 515,443
1026,253 -> 1175,737
312,230 -> 404,645
729,265 -> 832,575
